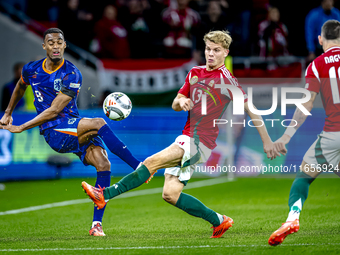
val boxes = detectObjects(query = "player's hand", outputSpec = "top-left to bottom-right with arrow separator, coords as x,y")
263,141 -> 281,160
273,135 -> 290,156
0,124 -> 23,133
179,97 -> 194,111
0,113 -> 13,126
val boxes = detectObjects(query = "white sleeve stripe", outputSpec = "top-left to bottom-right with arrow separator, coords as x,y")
220,68 -> 231,83
305,63 -> 311,77
311,61 -> 320,82
219,73 -> 231,98
221,68 -> 238,86
227,70 -> 238,87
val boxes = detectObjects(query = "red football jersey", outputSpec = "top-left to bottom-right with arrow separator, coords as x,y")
305,46 -> 340,132
178,65 -> 248,149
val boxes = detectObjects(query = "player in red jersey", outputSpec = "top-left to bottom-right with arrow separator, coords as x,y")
82,30 -> 283,238
269,20 -> 340,246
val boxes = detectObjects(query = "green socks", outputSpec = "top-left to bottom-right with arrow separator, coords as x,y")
175,193 -> 221,227
288,171 -> 315,208
103,165 -> 150,200
286,171 -> 315,221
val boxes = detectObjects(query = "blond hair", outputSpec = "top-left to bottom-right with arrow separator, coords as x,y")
203,30 -> 232,49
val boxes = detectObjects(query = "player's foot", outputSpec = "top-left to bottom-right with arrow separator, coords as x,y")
268,219 -> 300,246
145,171 -> 157,184
210,215 -> 234,238
89,222 -> 106,236
81,181 -> 107,209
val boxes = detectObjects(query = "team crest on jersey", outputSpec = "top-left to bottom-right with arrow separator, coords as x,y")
190,76 -> 198,85
68,118 -> 77,125
208,80 -> 215,87
54,79 -> 62,91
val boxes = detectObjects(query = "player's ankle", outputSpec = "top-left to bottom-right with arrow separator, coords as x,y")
92,221 -> 102,228
216,213 -> 224,225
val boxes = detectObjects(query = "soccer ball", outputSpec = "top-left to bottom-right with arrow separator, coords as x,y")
103,92 -> 132,121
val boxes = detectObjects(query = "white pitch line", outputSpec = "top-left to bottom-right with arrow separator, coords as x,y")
0,178 -> 232,216
1,243 -> 340,252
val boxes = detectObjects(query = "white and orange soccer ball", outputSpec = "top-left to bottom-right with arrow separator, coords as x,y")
103,92 -> 132,121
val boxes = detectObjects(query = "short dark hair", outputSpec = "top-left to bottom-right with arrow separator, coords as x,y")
43,28 -> 64,41
322,20 -> 340,40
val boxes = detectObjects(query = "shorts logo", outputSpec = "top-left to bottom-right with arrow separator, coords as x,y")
68,118 -> 76,124
70,83 -> 80,88
54,79 -> 62,91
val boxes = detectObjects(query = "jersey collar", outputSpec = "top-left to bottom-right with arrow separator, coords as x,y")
325,46 -> 340,53
42,58 -> 65,74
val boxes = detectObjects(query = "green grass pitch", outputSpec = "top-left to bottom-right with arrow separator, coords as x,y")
0,176 -> 339,254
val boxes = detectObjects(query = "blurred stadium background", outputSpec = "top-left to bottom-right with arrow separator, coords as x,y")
0,0 -> 335,181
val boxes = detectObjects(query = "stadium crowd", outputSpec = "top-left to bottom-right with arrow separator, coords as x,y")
4,0 -> 340,62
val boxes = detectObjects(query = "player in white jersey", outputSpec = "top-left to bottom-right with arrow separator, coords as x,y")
269,20 -> 340,246
82,30 -> 283,238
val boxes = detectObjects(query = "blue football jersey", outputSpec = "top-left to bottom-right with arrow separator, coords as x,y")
21,58 -> 82,132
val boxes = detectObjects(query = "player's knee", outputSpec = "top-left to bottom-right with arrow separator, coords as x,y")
162,191 -> 173,204
92,118 -> 107,130
162,189 -> 178,205
96,159 -> 111,172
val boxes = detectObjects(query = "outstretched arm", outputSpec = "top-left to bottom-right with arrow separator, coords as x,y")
0,79 -> 28,125
0,92 -> 72,133
244,101 -> 282,159
172,93 -> 193,112
274,91 -> 317,152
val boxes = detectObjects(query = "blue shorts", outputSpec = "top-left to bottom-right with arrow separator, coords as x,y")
42,117 -> 105,166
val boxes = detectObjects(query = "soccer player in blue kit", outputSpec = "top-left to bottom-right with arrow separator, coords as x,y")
0,28 -> 141,236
